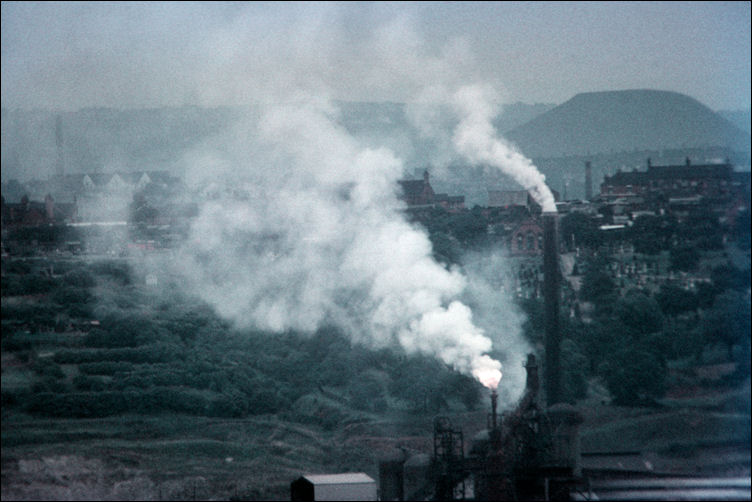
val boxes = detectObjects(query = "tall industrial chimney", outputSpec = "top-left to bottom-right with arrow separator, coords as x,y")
542,212 -> 562,406
55,115 -> 64,177
584,161 -> 592,201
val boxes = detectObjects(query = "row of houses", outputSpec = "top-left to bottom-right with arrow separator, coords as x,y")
1,170 -> 184,227
597,158 -> 750,225
3,159 -> 749,258
398,170 -> 466,212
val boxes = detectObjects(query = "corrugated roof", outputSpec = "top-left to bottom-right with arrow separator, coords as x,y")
303,473 -> 375,485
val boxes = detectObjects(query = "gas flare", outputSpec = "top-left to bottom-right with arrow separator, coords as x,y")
473,355 -> 502,389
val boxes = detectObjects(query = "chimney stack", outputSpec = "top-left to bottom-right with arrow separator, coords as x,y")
55,115 -> 64,177
542,212 -> 562,406
584,161 -> 592,201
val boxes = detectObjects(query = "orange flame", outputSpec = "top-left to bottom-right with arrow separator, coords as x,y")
475,367 -> 502,390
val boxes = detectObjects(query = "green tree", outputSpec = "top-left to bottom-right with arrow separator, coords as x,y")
655,284 -> 699,316
669,246 -> 700,272
429,231 -> 462,266
561,338 -> 588,402
560,212 -> 603,250
579,321 -> 620,373
711,265 -> 751,292
599,346 -> 667,405
630,215 -> 673,254
695,281 -> 719,310
732,209 -> 751,250
702,290 -> 751,359
580,258 -> 616,304
614,290 -> 664,337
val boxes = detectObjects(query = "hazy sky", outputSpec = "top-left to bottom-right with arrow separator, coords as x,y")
2,1 -> 750,111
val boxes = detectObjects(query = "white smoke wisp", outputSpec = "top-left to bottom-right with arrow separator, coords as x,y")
171,98 -> 503,388
460,249 -> 531,401
451,84 -> 557,213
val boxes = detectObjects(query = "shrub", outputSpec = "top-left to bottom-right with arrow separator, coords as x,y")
72,374 -> 108,391
31,358 -> 65,379
598,346 -> 666,406
78,361 -> 134,375
62,268 -> 96,288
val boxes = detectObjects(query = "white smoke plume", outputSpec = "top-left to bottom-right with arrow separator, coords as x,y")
170,98 -> 503,388
451,84 -> 558,213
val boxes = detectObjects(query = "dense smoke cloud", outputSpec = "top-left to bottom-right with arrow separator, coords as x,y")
115,10 -> 546,399
4,4 -> 538,399
169,98 -> 507,388
451,84 -> 557,213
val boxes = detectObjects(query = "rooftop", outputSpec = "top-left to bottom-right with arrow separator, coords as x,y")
302,473 -> 375,485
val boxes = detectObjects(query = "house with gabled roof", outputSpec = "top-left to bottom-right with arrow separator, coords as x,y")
509,217 -> 544,256
398,170 -> 465,212
398,170 -> 435,207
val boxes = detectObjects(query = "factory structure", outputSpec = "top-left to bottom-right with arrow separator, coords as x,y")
291,210 -> 749,501
370,211 -> 748,501
294,213 -> 580,501
373,212 -> 590,501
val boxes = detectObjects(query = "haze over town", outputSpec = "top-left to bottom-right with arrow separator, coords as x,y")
2,1 -> 750,112
1,2 -> 750,501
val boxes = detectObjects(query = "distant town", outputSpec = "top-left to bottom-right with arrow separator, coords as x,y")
3,156 -> 749,303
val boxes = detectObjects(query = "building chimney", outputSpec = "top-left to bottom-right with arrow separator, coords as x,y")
45,194 -> 55,221
542,212 -> 562,406
584,161 -> 592,201
55,115 -> 64,177
524,353 -> 539,402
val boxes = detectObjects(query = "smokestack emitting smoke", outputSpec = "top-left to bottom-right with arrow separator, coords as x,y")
543,212 -> 562,406
451,85 -> 557,213
448,84 -> 561,400
172,99 -> 503,390
168,84 -> 560,396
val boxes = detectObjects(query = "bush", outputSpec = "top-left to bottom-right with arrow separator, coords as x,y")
78,361 -> 135,375
599,346 -> 666,406
51,286 -> 93,317
32,377 -> 68,393
62,268 -> 96,288
53,344 -> 176,364
209,393 -> 247,417
91,260 -> 132,285
614,290 -> 664,337
31,358 -> 65,379
669,246 -> 700,272
656,284 -> 699,316
561,339 -> 588,403
72,374 -> 108,391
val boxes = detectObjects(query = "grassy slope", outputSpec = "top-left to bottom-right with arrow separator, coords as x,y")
3,390 -> 750,500
1,409 -> 441,501
2,255 -> 750,499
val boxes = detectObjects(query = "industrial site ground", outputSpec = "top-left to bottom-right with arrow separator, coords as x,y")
2,225 -> 750,500
2,378 -> 749,500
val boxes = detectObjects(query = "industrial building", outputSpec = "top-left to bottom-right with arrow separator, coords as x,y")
290,472 -> 377,501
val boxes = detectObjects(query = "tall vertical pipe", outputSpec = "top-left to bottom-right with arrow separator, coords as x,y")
543,212 -> 562,406
55,115 -> 64,177
490,390 -> 498,430
585,161 -> 592,201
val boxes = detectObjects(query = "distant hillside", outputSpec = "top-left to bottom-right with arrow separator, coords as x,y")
719,109 -> 751,134
504,90 -> 751,158
0,106 -> 243,183
1,101 -> 554,183
493,102 -> 556,134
